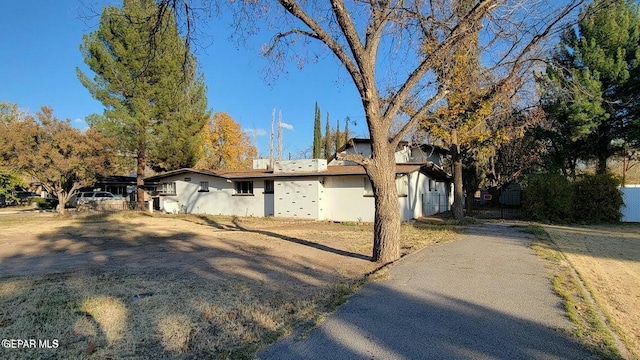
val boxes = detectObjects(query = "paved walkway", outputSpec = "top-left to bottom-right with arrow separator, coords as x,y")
258,223 -> 594,359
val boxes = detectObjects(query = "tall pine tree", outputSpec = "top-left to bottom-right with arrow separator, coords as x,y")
539,0 -> 640,174
77,0 -> 209,205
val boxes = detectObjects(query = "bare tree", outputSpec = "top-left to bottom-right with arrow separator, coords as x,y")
161,0 -> 584,263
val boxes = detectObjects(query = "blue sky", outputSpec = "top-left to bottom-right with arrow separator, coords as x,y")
0,1 -> 368,157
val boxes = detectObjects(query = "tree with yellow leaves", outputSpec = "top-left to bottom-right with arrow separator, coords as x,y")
195,113 -> 257,170
421,0 -> 521,218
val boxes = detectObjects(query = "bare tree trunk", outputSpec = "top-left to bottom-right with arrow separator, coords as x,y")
136,149 -> 146,209
465,188 -> 475,216
367,143 -> 401,264
451,130 -> 465,219
57,193 -> 67,215
597,153 -> 608,175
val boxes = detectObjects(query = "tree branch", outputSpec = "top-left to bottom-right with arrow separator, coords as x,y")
391,85 -> 450,146
277,0 -> 365,92
383,0 -> 498,124
335,151 -> 372,166
263,29 -> 322,57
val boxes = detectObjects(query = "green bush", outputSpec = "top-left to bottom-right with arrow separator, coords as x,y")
523,173 -> 574,222
523,172 -> 623,223
572,172 -> 623,223
31,197 -> 58,210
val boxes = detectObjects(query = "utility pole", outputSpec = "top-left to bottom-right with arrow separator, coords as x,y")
270,108 -> 275,166
277,110 -> 283,160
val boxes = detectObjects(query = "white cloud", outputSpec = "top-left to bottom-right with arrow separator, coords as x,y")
244,128 -> 267,137
72,118 -> 88,129
279,122 -> 294,130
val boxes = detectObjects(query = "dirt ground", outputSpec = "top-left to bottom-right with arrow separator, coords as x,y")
0,213 -> 381,290
543,224 -> 640,359
0,212 -> 456,359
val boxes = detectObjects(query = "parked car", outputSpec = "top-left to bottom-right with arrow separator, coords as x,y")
69,191 -> 124,207
0,191 -> 41,206
15,191 -> 40,204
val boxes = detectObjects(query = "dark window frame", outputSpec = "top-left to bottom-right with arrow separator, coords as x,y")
264,180 -> 274,194
199,181 -> 209,192
233,181 -> 254,196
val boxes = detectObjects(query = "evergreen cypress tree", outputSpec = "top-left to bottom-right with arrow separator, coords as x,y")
313,102 -> 321,158
324,112 -> 331,158
335,118 -> 341,153
344,116 -> 350,144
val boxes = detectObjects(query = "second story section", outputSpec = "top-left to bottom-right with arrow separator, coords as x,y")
328,138 -> 449,167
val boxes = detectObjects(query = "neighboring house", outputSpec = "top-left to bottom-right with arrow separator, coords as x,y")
329,138 -> 449,166
145,139 -> 452,222
94,176 -> 137,198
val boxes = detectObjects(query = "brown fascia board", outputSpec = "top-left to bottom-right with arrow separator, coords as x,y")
143,168 -> 224,182
220,164 -> 422,178
419,162 -> 452,181
419,143 -> 450,155
144,164 -> 422,182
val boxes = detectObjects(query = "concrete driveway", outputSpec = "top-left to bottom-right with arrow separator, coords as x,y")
258,223 -> 594,359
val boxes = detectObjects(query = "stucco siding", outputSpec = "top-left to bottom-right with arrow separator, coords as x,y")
156,173 -> 267,217
149,167 -> 450,221
274,177 -> 321,219
323,175 -> 375,222
404,172 -> 426,220
421,176 -> 450,216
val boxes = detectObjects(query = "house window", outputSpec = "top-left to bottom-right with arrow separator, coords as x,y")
264,180 -> 274,194
234,181 -> 254,195
184,177 -> 191,182
199,181 -> 209,192
428,179 -> 437,192
396,175 -> 408,197
159,182 -> 176,195
364,177 -> 374,197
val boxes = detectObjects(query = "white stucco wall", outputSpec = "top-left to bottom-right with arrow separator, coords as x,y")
323,173 -> 446,222
421,177 -> 450,216
155,173 -> 269,217
274,177 -> 321,219
152,169 -> 449,221
323,175 -> 375,222
274,159 -> 327,173
402,172 -> 425,220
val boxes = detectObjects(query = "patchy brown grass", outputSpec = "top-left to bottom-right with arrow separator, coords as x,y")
529,224 -> 640,360
0,213 -> 458,359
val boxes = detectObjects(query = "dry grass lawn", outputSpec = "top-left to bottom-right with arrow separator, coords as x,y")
0,212 -> 458,359
543,224 -> 640,359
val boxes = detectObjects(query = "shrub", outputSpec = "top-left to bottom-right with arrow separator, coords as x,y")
523,173 -> 574,222
572,172 -> 623,223
31,197 -> 58,210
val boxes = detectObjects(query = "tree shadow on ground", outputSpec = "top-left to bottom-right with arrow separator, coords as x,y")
0,214 -> 376,359
229,217 -> 371,261
258,284 -> 598,360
